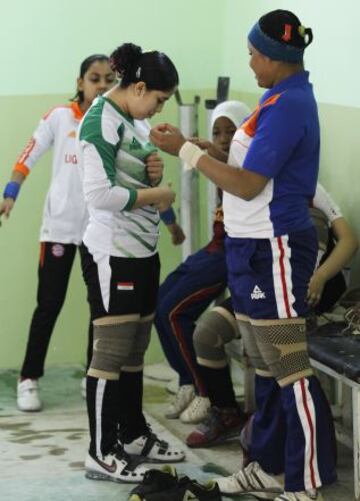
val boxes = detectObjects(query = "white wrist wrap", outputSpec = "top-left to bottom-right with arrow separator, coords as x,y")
179,141 -> 205,170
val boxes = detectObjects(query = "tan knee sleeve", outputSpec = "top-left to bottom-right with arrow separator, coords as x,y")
88,314 -> 139,380
251,318 -> 313,387
236,314 -> 270,374
194,307 -> 238,368
122,314 -> 153,372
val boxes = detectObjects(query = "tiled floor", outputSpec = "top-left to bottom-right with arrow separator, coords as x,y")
0,365 -> 356,500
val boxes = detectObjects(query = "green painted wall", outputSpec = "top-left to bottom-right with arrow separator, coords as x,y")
1,1 -> 360,370
223,0 -> 360,107
0,0 -> 226,96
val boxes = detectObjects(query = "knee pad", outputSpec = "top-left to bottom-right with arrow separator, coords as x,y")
251,318 -> 313,386
88,314 -> 139,380
236,314 -> 269,374
122,314 -> 153,371
194,308 -> 238,368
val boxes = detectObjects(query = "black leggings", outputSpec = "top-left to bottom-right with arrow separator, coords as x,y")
20,242 -> 92,379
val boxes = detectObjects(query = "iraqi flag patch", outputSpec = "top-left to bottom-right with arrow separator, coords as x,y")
117,282 -> 134,291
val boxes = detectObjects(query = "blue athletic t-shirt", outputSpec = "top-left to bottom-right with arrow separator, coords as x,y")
223,71 -> 319,238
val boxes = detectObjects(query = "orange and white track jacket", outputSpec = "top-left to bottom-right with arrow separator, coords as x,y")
14,102 -> 87,245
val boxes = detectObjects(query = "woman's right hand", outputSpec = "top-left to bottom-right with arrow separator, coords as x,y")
0,198 -> 15,221
155,185 -> 176,212
189,137 -> 227,162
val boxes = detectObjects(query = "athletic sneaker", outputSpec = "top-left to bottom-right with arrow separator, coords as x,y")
215,461 -> 283,499
186,406 -> 245,448
165,384 -> 195,419
180,396 -> 211,424
123,432 -> 186,463
144,476 -> 222,500
85,448 -> 148,484
17,379 -> 42,412
81,377 -> 86,399
275,490 -> 323,501
128,465 -> 178,500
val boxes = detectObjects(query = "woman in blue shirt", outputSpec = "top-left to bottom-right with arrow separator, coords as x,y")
151,9 -> 336,501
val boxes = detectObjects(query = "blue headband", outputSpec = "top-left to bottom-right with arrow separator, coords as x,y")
248,22 -> 304,64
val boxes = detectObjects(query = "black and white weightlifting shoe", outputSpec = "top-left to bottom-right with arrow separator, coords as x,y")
123,432 -> 186,463
85,447 -> 148,483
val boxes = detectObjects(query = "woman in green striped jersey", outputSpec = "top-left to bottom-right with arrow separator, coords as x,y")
78,43 -> 184,483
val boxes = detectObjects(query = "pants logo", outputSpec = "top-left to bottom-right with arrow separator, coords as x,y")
251,285 -> 266,300
96,457 -> 117,473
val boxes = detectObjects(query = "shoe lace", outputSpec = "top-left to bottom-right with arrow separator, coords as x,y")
343,304 -> 360,335
187,396 -> 205,413
196,407 -> 221,433
171,385 -> 193,408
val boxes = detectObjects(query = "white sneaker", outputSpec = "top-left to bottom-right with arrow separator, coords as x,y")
85,450 -> 148,483
165,384 -> 195,419
123,432 -> 185,463
275,490 -> 323,501
17,379 -> 42,412
166,378 -> 178,395
81,377 -> 86,399
215,461 -> 283,499
180,396 -> 211,423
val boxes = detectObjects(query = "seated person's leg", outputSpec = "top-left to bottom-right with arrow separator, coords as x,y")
187,297 -> 246,447
156,249 -> 228,418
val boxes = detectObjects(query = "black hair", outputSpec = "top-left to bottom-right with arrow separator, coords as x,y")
72,54 -> 110,103
259,10 -> 313,49
110,43 -> 179,91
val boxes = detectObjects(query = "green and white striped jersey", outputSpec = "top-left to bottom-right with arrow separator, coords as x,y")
78,96 -> 160,258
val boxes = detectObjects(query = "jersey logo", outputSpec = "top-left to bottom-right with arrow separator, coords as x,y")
51,244 -> 65,258
129,137 -> 142,150
251,285 -> 266,300
65,153 -> 78,164
117,282 -> 135,291
67,130 -> 77,138
282,24 -> 293,42
95,457 -> 117,473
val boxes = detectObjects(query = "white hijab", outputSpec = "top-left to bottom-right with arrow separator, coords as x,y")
210,100 -> 251,130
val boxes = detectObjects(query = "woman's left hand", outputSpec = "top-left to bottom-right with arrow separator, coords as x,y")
166,222 -> 186,246
150,123 -> 186,156
146,152 -> 164,185
307,269 -> 327,306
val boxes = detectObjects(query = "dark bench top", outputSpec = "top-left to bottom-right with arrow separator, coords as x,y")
308,322 -> 360,382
